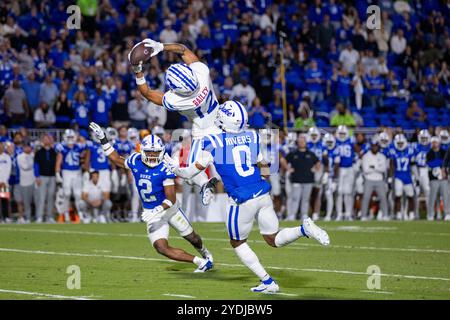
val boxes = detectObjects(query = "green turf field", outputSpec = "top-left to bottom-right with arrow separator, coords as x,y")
0,221 -> 449,300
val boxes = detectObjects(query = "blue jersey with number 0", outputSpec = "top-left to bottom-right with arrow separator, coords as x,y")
201,131 -> 271,204
87,140 -> 110,170
125,153 -> 175,209
56,143 -> 86,171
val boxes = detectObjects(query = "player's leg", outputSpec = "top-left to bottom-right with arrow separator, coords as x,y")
404,183 -> 415,220
168,208 -> 213,263
375,182 -> 389,221
442,181 -> 450,220
427,181 -> 439,221
324,178 -> 335,221
270,174 -> 282,219
226,198 -> 278,293
394,179 -> 404,220
360,180 -> 374,220
336,169 -> 346,221
148,217 -> 212,271
72,171 -> 84,222
343,168 -> 355,220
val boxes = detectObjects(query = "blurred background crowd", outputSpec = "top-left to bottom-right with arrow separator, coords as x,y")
0,0 -> 449,223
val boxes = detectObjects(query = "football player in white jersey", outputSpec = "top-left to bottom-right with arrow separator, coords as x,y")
413,129 -> 431,219
129,40 -> 220,204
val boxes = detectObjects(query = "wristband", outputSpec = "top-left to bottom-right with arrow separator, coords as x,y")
102,142 -> 115,156
163,199 -> 173,208
136,76 -> 146,85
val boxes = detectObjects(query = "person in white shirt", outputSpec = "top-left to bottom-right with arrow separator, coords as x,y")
17,143 -> 36,223
339,42 -> 360,74
390,29 -> 407,55
159,20 -> 179,43
0,142 -> 12,222
79,170 -> 112,223
34,102 -> 56,128
361,139 -> 389,220
230,77 -> 256,107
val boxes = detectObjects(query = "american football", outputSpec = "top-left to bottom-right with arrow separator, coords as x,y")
128,42 -> 153,66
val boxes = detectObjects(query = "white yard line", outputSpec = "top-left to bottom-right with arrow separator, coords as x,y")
162,293 -> 196,299
360,290 -> 394,295
0,288 -> 92,300
1,227 -> 450,254
1,247 -> 449,283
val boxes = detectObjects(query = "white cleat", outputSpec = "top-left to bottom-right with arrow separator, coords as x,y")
194,258 -> 213,273
251,277 -> 279,294
324,215 -> 332,222
335,214 -> 343,221
312,213 -> 319,221
302,217 -> 330,246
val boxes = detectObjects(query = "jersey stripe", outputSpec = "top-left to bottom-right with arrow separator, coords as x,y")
227,206 -> 234,239
163,97 -> 175,111
233,101 -> 245,129
234,206 -> 240,241
170,65 -> 196,90
211,134 -> 224,147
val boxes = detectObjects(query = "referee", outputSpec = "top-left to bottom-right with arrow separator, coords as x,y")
426,136 -> 449,221
282,134 -> 321,221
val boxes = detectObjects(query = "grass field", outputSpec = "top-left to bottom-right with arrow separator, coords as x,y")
0,221 -> 449,300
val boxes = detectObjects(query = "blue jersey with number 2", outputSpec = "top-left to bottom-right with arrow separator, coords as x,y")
125,153 -> 175,209
201,131 -> 271,204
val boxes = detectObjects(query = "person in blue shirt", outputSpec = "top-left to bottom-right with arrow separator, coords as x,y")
113,126 -> 134,157
389,134 -> 417,221
364,69 -> 385,110
21,72 -> 41,111
164,100 -> 330,294
89,84 -> 111,128
55,129 -> 87,222
305,60 -> 324,104
72,91 -> 90,130
89,123 -> 214,273
333,125 -> 356,221
336,68 -> 352,108
413,129 -> 431,218
248,97 -> 268,129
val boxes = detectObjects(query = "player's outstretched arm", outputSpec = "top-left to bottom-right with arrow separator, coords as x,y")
89,122 -> 127,169
162,43 -> 199,65
163,154 -> 206,179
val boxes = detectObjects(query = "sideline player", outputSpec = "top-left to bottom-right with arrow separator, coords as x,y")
89,122 -> 214,272
129,39 -> 219,204
164,101 -> 330,293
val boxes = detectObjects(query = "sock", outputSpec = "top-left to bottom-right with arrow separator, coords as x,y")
193,256 -> 205,266
234,243 -> 269,281
274,226 -> 306,247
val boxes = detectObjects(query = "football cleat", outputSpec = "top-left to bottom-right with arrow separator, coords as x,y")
302,217 -> 330,246
251,277 -> 279,293
194,258 -> 213,273
200,177 -> 219,205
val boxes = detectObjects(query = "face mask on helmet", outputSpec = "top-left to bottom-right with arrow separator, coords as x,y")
394,136 -> 407,151
140,135 -> 165,167
106,127 -> 118,141
336,130 -> 348,142
128,128 -> 139,144
165,64 -> 199,97
63,130 -> 76,145
308,128 -> 321,143
418,130 -> 430,145
440,131 -> 449,144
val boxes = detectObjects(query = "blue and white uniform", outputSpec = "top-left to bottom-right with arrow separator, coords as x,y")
196,131 -> 278,240
307,141 -> 325,186
55,142 -> 86,210
125,153 -> 193,243
113,138 -> 134,157
389,146 -> 416,197
413,142 -> 431,199
86,140 -> 111,193
333,137 -> 356,195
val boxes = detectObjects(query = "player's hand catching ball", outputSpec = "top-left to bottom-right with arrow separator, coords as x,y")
89,122 -> 107,143
163,154 -> 180,173
142,38 -> 164,57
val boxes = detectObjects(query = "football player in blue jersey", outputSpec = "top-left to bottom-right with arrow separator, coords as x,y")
389,134 -> 417,220
333,125 -> 356,221
413,129 -> 431,219
164,101 -> 330,293
55,129 -> 88,222
307,127 -> 328,221
322,133 -> 338,221
439,129 -> 449,151
85,133 -> 112,221
89,122 -> 214,272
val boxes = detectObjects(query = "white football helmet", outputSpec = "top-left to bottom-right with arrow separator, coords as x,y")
63,129 -> 77,145
260,128 -> 272,145
308,127 -> 321,144
165,63 -> 199,97
418,129 -> 430,146
378,132 -> 391,148
152,125 -> 165,137
215,100 -> 248,133
140,134 -> 165,167
286,132 -> 297,147
394,134 -> 408,151
439,129 -> 449,144
106,127 -> 118,142
127,127 -> 139,144
335,125 -> 349,142
323,133 -> 336,150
